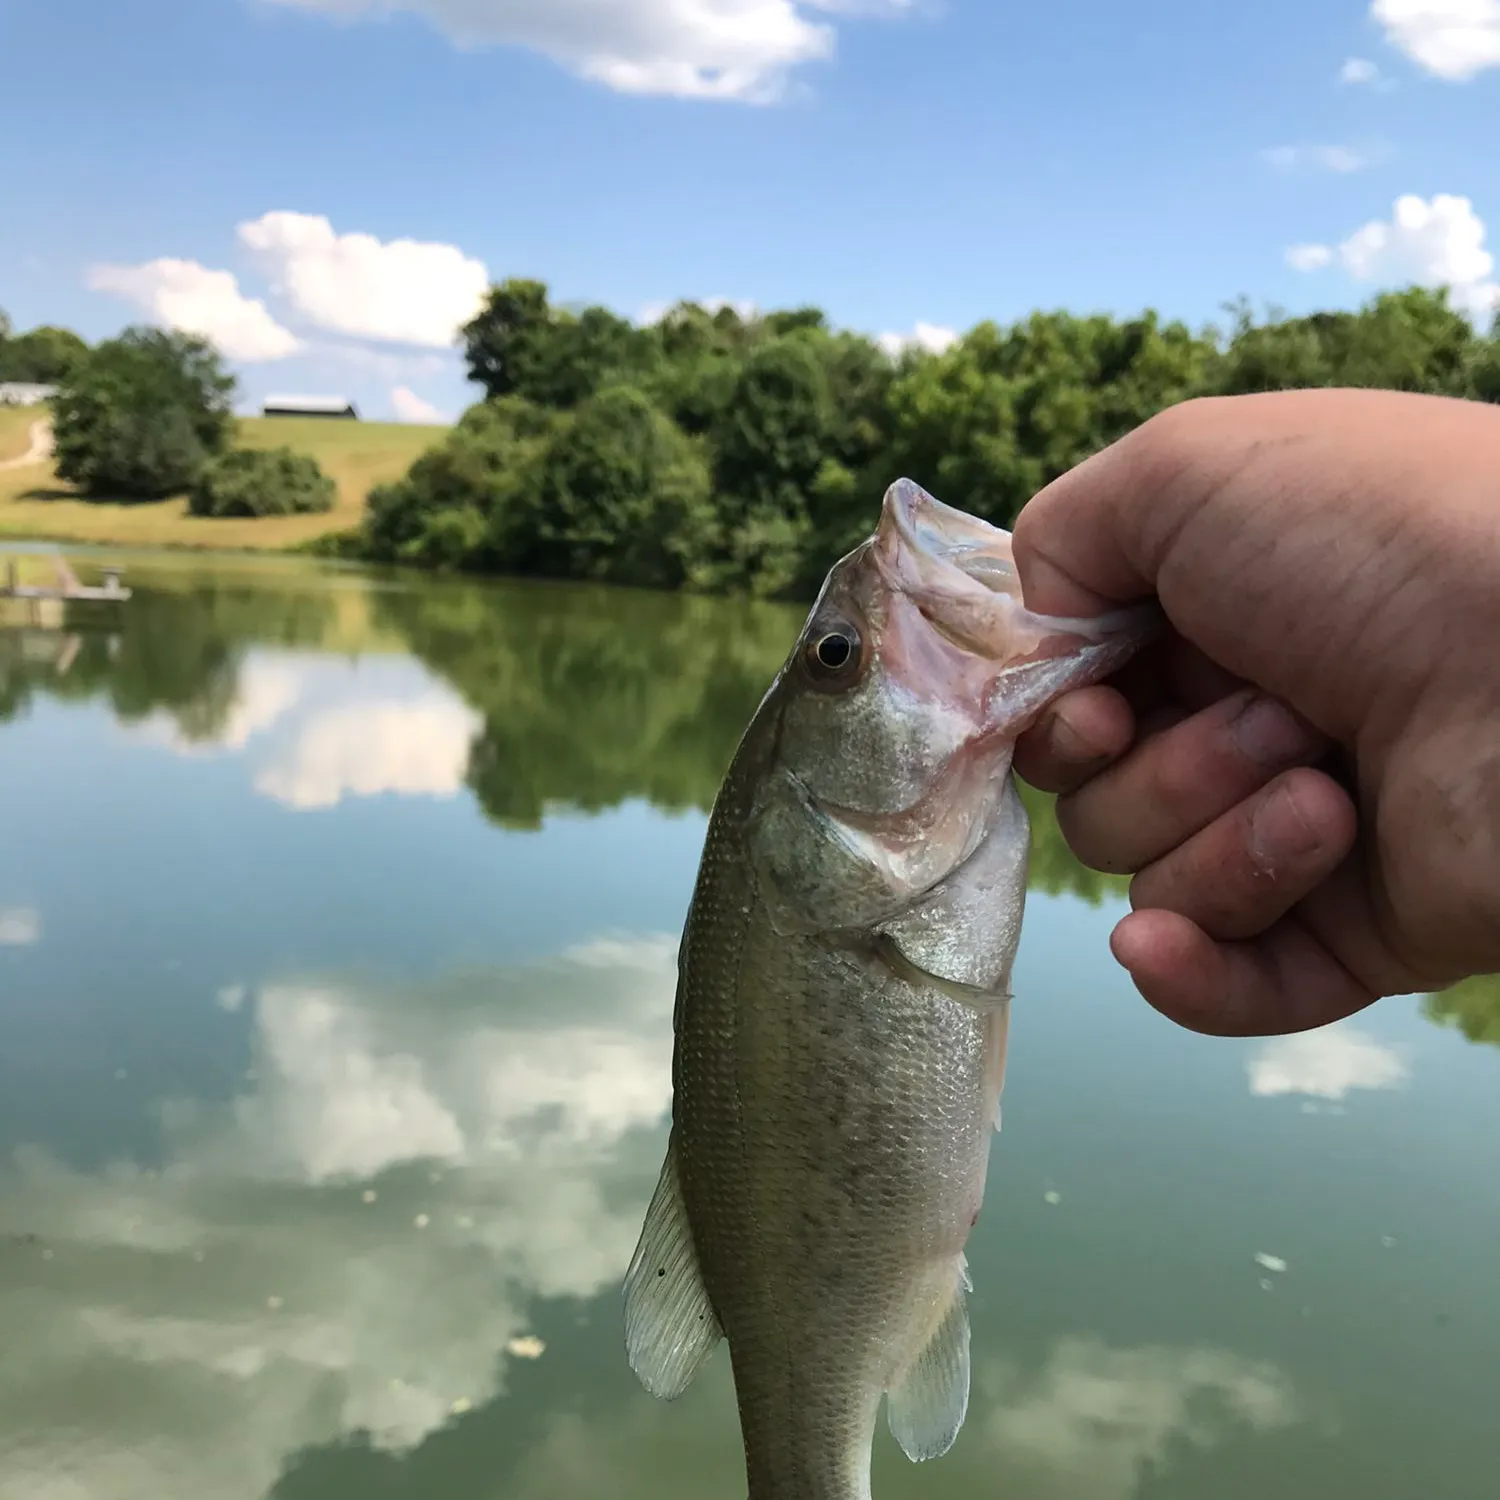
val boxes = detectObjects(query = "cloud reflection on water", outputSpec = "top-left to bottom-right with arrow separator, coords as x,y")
1246,1023 -> 1409,1103
0,905 -> 39,945
978,1337 -> 1300,1498
0,934 -> 678,1500
499,1333 -> 1302,1500
0,918 -> 1317,1500
128,652 -> 484,812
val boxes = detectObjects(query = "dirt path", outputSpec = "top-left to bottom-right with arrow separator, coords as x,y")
0,420 -> 54,471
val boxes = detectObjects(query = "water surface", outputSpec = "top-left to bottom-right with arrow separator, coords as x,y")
1,554 -> 1496,1500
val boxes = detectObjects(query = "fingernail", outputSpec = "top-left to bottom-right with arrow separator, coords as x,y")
1249,778 -> 1324,871
1229,693 -> 1321,768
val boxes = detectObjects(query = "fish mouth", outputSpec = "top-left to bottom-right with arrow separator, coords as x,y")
872,476 -> 1161,671
873,478 -> 1023,604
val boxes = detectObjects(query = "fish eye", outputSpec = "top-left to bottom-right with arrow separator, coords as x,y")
803,621 -> 863,687
816,633 -> 852,669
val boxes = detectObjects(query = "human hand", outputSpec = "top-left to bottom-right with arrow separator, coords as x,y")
1011,389 -> 1500,1036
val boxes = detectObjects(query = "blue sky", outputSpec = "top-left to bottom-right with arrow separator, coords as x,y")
2,0 -> 1497,421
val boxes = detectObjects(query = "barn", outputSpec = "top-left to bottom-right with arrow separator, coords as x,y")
0,382 -> 57,407
261,395 -> 360,420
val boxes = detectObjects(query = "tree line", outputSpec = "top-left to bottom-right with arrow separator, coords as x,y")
360,280 -> 1500,597
9,284 -> 1499,598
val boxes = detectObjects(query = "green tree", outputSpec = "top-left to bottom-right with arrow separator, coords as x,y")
711,335 -> 836,595
1422,974 -> 1500,1048
512,384 -> 715,589
462,279 -> 656,408
461,278 -> 554,401
362,397 -> 559,569
52,327 -> 235,499
189,446 -> 336,517
366,279 -> 1500,601
885,311 -> 1215,527
0,324 -> 89,383
1215,288 -> 1476,396
1464,335 -> 1500,403
645,301 -> 759,437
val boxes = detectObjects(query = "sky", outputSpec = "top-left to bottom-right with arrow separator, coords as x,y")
1,0 -> 1497,421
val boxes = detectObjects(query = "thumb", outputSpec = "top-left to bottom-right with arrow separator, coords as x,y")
1011,405 -> 1202,618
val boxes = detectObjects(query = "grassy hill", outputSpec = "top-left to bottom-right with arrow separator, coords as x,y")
0,406 -> 43,463
0,411 -> 445,551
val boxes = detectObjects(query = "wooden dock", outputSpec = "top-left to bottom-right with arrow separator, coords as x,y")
1,554 -> 131,604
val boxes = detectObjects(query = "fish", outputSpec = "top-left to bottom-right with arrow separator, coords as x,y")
623,477 -> 1159,1498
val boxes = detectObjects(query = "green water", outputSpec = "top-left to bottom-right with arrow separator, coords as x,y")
0,554 -> 1496,1500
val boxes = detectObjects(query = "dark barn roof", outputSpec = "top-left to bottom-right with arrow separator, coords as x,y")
261,395 -> 360,419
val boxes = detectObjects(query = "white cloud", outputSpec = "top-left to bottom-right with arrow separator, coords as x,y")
86,259 -> 300,362
978,1338 -> 1300,1499
1340,54 -> 1382,83
1285,193 -> 1500,319
1263,144 -> 1372,173
237,211 -> 489,348
306,342 -> 451,382
1285,242 -> 1335,270
253,693 -> 482,809
130,659 -> 304,757
0,936 -> 678,1500
1340,193 -> 1493,288
878,320 -> 959,356
0,905 -> 40,945
1247,1023 -> 1409,1101
390,385 -> 451,424
263,0 -> 912,102
1373,0 -> 1500,80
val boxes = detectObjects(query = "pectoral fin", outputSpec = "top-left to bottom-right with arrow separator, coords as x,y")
623,1135 -> 722,1399
885,1257 -> 972,1462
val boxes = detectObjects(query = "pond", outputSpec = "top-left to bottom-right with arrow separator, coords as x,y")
0,553 -> 1496,1500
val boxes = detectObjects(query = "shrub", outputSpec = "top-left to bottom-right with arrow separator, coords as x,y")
360,397 -> 559,568
189,446 -> 336,518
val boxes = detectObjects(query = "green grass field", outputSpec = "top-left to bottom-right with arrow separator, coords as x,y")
0,411 -> 446,551
0,406 -> 43,463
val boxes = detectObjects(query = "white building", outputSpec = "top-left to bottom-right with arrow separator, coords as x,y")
0,382 -> 57,406
261,394 -> 360,420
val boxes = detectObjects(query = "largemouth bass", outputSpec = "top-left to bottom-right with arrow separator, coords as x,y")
623,478 -> 1158,1498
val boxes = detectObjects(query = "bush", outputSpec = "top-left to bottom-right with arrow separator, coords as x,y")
52,327 -> 234,500
189,446 -> 336,518
361,397 -> 560,568
512,384 -> 716,590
